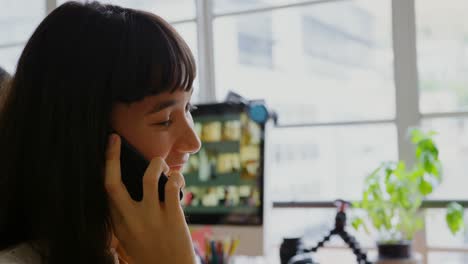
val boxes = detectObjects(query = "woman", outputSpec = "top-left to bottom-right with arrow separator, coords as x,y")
0,1 -> 201,263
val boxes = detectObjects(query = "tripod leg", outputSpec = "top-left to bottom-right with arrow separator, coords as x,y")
307,229 -> 336,253
338,231 -> 371,264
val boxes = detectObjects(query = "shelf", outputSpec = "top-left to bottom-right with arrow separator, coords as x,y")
200,140 -> 240,152
184,206 -> 258,214
194,114 -> 239,123
185,172 -> 255,187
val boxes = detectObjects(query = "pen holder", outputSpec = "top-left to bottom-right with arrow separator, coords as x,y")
199,253 -> 236,264
195,237 -> 239,264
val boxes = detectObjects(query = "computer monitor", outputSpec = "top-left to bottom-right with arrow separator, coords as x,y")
182,102 -> 266,255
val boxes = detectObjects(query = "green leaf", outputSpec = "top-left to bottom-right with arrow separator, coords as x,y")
352,201 -> 361,208
418,175 -> 433,195
362,191 -> 369,208
446,202 -> 465,235
431,161 -> 443,182
352,217 -> 364,230
410,128 -> 426,144
394,161 -> 406,179
409,167 -> 424,181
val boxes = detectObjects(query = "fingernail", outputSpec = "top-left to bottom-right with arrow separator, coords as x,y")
108,134 -> 116,146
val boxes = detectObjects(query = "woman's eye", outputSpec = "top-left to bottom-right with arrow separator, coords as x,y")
186,103 -> 197,113
154,120 -> 172,127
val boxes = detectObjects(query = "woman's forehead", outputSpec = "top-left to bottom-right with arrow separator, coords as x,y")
131,90 -> 192,113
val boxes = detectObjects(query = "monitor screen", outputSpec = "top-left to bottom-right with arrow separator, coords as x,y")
182,103 -> 264,225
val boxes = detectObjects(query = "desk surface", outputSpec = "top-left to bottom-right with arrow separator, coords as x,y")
231,255 -> 276,264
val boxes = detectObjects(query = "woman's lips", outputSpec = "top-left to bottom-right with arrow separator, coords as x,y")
169,164 -> 185,171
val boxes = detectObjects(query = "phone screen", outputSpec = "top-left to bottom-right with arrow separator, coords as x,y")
118,135 -> 182,202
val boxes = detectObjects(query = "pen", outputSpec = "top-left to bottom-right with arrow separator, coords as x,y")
223,237 -> 231,263
211,240 -> 217,264
216,240 -> 224,264
229,238 -> 239,257
205,237 -> 211,264
194,243 -> 206,264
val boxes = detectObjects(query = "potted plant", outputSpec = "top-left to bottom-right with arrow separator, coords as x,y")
352,128 -> 465,263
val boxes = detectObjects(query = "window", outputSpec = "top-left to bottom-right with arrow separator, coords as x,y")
0,45 -> 23,74
416,0 -> 468,113
213,0 -> 467,262
0,0 -> 200,100
172,22 -> 200,102
302,2 -> 374,69
0,0 -> 44,45
213,0 -> 394,124
269,124 -> 397,201
214,0 -> 323,15
57,0 -> 196,22
415,0 -> 468,227
422,118 -> 468,200
214,0 -> 396,200
237,13 -> 273,68
415,1 -> 468,261
0,0 -> 44,73
425,208 -> 468,264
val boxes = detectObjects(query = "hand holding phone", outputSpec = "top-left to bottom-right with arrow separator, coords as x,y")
105,134 -> 196,264
118,134 -> 183,202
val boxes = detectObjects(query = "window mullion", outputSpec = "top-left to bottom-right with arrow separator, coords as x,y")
392,0 -> 426,263
195,0 -> 216,103
46,0 -> 57,14
392,0 -> 420,166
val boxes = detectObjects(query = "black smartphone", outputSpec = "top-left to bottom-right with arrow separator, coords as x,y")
118,134 -> 183,202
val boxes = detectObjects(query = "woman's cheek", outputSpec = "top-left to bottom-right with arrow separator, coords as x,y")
146,133 -> 171,158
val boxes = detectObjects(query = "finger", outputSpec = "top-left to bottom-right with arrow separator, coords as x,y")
164,171 -> 185,210
105,134 -> 131,207
142,157 -> 169,207
108,202 -> 124,232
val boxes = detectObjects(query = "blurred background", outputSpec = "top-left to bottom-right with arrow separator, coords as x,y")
1,0 -> 468,263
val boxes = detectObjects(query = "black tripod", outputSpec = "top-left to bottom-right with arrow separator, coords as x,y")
303,200 -> 371,264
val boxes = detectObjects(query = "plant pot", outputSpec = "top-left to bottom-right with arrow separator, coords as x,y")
378,241 -> 411,259
375,241 -> 421,264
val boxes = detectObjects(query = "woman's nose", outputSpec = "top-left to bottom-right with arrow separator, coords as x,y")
176,122 -> 201,154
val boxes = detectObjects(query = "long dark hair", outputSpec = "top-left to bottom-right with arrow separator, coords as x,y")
0,66 -> 9,85
0,1 -> 195,263
0,66 -> 10,105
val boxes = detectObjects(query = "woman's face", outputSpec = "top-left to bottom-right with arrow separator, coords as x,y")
110,90 -> 201,172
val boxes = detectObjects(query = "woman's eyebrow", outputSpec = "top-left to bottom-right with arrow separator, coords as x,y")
145,99 -> 178,115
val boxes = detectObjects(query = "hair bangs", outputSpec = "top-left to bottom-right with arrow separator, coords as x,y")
111,9 -> 196,103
